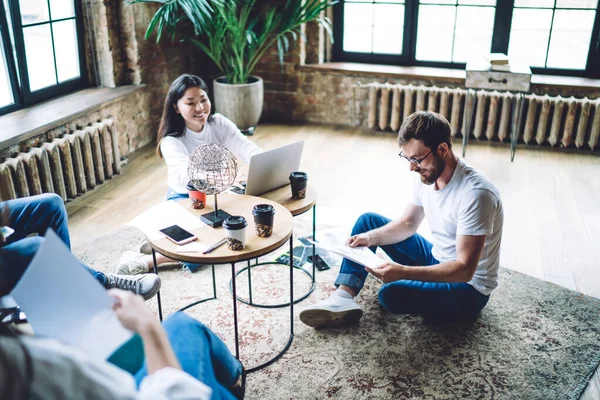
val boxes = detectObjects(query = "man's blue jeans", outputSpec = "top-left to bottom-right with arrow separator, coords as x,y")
133,312 -> 241,399
335,212 -> 490,321
0,193 -> 106,296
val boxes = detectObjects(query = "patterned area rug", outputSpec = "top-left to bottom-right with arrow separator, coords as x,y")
74,224 -> 600,400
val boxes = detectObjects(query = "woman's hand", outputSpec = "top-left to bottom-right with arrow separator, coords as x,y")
346,233 -> 372,248
108,289 -> 158,334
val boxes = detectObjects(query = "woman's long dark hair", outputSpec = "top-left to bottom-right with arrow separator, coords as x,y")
156,74 -> 215,157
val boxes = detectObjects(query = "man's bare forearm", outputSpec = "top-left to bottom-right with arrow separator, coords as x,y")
396,260 -> 475,283
368,218 -> 419,246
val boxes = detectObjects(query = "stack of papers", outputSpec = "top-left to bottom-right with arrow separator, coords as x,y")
11,230 -> 132,361
307,239 -> 386,269
128,201 -> 208,252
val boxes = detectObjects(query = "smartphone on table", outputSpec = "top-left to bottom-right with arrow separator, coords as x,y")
159,225 -> 197,245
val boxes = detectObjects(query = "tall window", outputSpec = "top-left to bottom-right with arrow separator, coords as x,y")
508,0 -> 598,70
416,1 -> 496,63
333,0 -> 600,77
342,0 -> 406,55
0,0 -> 85,116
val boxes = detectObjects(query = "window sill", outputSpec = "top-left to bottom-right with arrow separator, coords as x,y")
297,63 -> 600,91
0,85 -> 146,149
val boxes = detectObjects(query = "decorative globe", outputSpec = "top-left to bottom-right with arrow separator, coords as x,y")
187,143 -> 238,195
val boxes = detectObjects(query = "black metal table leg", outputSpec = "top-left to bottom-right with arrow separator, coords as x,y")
312,204 -> 316,284
231,262 -> 240,360
152,249 -> 163,321
178,264 -> 217,312
247,259 -> 252,305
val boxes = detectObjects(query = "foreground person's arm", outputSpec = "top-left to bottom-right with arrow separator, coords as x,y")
109,289 -> 180,373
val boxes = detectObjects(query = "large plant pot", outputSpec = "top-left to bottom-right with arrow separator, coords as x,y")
213,76 -> 263,135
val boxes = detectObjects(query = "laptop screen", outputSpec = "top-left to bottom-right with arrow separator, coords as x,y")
244,141 -> 304,196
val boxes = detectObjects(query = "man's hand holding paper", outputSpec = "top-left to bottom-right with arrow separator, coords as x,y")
365,261 -> 406,284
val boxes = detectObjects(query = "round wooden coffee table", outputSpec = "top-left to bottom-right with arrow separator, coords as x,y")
145,194 -> 295,372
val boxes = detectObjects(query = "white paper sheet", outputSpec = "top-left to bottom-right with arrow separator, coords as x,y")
10,230 -> 132,361
307,239 -> 387,269
175,241 -> 208,253
127,200 -> 207,241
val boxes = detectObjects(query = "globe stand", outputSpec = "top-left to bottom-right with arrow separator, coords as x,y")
200,194 -> 231,228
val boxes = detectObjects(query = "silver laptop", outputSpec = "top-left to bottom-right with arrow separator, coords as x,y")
244,141 -> 304,196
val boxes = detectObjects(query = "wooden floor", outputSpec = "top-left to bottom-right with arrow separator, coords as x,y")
66,122 -> 600,399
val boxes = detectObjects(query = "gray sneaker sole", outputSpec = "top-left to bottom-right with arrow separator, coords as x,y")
299,308 -> 363,328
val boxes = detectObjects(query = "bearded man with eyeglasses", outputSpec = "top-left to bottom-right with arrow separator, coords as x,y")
300,111 -> 504,327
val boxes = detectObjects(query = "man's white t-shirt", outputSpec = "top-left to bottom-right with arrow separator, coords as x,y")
410,158 -> 503,296
160,113 -> 262,194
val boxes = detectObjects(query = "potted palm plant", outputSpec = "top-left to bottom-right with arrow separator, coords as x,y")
128,0 -> 336,134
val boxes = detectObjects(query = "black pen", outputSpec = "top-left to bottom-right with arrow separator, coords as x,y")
203,237 -> 227,254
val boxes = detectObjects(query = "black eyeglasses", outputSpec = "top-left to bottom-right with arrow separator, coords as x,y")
398,150 -> 432,167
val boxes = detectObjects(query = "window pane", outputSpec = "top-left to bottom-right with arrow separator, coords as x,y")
555,0 -> 597,8
23,24 -> 57,91
453,6 -> 495,62
19,0 -> 50,25
547,10 -> 595,69
421,0 -> 457,4
459,0 -> 496,5
0,35 -> 14,107
416,5 -> 456,61
53,19 -> 80,82
50,0 -> 75,20
343,3 -> 374,52
372,4 -> 404,54
508,8 -> 552,67
374,0 -> 404,3
514,0 -> 554,7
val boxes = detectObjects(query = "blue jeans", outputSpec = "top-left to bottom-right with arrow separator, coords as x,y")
0,194 -> 106,296
134,312 -> 241,399
166,188 -> 189,201
335,212 -> 490,321
166,189 -> 202,273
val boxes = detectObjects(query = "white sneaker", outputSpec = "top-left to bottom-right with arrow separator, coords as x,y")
299,295 -> 363,328
115,251 -> 149,275
139,239 -> 152,255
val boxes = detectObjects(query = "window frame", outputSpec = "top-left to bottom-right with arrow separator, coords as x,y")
0,0 -> 87,116
332,0 -> 600,78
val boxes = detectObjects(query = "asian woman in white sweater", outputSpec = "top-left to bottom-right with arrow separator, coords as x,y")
116,74 -> 262,275
158,74 -> 262,200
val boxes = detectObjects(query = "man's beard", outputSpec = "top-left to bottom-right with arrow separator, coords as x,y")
418,155 -> 445,185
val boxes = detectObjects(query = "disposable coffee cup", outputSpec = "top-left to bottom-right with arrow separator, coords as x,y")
223,216 -> 248,251
186,182 -> 206,209
252,204 -> 275,238
289,171 -> 308,200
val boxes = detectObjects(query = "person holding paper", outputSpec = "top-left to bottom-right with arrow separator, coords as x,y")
300,111 -> 503,327
0,289 -> 246,399
0,194 -> 161,300
115,73 -> 262,275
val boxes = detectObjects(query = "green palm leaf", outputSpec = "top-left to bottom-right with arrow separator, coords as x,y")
128,0 -> 338,84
